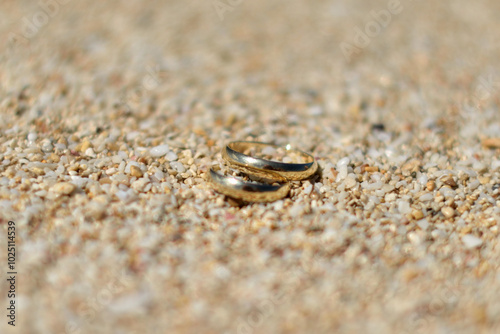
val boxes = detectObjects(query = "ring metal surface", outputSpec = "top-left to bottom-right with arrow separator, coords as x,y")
222,141 -> 317,181
208,166 -> 290,202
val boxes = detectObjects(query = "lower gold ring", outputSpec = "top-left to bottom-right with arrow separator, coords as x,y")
208,166 -> 290,203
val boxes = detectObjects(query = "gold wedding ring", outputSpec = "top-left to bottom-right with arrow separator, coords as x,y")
208,165 -> 291,202
208,141 -> 317,203
222,141 -> 317,181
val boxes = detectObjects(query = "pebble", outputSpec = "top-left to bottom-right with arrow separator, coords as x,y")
385,193 -> 397,202
492,160 -> 500,171
166,151 -> 178,161
261,146 -> 276,156
85,148 -> 96,158
115,189 -> 137,202
441,175 -> 457,188
419,193 -> 434,202
469,180 -> 481,190
431,230 -> 446,239
427,180 -> 436,191
479,176 -> 490,185
364,166 -> 379,173
80,140 -> 91,152
130,165 -> 143,177
462,234 -> 483,249
170,161 -> 186,173
473,161 -> 486,172
398,201 -> 411,215
482,138 -> 500,149
417,219 -> 429,230
42,143 -> 53,153
131,178 -> 149,192
86,201 -> 107,219
336,157 -> 350,168
417,174 -> 427,184
27,133 -> 38,142
303,182 -> 313,195
402,159 -> 420,172
345,177 -> 357,189
150,145 -> 170,157
412,210 -> 424,220
126,132 -> 140,141
106,168 -> 117,175
441,206 -> 455,219
51,182 -> 76,195
308,106 -> 323,116
336,166 -> 348,182
440,187 -> 456,199
125,161 -> 142,174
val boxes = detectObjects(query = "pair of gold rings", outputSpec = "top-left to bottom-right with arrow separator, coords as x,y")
209,141 -> 317,202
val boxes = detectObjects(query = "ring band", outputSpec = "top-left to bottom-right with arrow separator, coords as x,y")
208,166 -> 290,202
222,141 -> 317,181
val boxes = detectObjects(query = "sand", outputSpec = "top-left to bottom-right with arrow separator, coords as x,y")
1,0 -> 500,333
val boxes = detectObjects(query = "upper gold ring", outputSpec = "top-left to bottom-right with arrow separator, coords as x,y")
222,141 -> 317,181
208,165 -> 290,202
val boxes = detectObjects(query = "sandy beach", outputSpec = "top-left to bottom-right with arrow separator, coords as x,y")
1,0 -> 500,333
